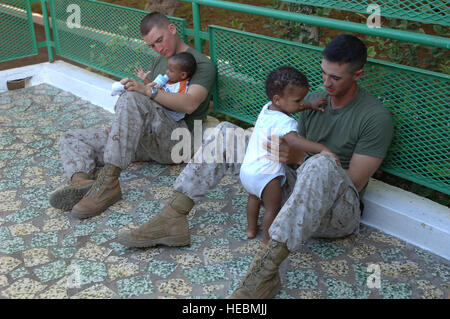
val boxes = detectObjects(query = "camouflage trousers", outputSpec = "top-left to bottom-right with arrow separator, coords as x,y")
173,122 -> 361,252
59,91 -> 191,180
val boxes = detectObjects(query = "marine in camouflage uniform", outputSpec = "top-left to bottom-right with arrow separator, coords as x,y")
49,12 -> 215,219
50,91 -> 192,216
118,35 -> 393,299
118,120 -> 360,249
172,122 -> 361,251
59,91 -> 189,179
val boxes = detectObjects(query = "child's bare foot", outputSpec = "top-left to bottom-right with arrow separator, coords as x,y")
246,227 -> 258,239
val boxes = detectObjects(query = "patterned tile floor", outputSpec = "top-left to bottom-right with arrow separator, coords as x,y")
0,83 -> 449,299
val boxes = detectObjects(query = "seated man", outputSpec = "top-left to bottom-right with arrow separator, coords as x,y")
49,12 -> 216,219
118,34 -> 394,298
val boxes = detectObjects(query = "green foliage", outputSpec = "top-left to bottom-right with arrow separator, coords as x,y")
264,1 -> 449,74
231,19 -> 244,31
263,1 -> 331,46
365,20 -> 449,73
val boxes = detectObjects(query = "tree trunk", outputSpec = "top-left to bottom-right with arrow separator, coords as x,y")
288,4 -> 319,44
144,0 -> 180,17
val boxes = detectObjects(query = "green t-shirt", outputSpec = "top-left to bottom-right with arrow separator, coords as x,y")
298,88 -> 394,196
150,47 -> 216,131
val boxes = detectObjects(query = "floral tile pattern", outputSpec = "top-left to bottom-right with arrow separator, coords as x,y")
0,84 -> 448,299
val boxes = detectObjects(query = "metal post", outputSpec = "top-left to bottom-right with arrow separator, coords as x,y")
40,0 -> 54,62
192,0 -> 202,52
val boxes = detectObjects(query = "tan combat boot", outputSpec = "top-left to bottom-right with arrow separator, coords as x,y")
71,164 -> 122,219
230,239 -> 289,299
117,191 -> 194,247
49,172 -> 94,211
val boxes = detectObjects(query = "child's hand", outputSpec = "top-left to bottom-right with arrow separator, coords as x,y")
134,66 -> 151,82
304,97 -> 327,112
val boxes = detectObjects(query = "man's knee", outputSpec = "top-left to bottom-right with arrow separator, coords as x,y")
212,121 -> 251,163
216,121 -> 239,132
202,121 -> 238,149
119,90 -> 144,102
59,130 -> 77,148
298,153 -> 338,173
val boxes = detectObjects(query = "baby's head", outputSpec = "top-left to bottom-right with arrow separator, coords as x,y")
166,52 -> 197,83
265,66 -> 309,114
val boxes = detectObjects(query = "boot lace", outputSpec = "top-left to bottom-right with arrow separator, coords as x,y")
240,245 -> 273,287
85,167 -> 107,196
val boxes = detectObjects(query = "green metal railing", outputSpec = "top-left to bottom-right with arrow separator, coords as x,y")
0,0 -> 449,195
209,25 -> 449,194
180,0 -> 450,53
0,0 -> 37,62
282,0 -> 450,26
51,0 -> 187,80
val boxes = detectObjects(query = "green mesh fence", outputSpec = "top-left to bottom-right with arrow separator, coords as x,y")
282,0 -> 450,26
0,0 -> 37,63
1,1 -> 448,195
50,0 -> 187,80
210,26 -> 324,123
209,26 -> 450,194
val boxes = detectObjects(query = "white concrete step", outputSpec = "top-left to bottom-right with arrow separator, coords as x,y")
362,178 -> 449,260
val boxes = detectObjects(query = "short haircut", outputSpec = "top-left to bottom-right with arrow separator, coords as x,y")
265,66 -> 309,100
170,52 -> 197,78
322,34 -> 367,72
140,12 -> 171,36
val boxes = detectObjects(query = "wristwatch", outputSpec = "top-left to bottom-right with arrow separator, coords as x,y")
149,87 -> 158,99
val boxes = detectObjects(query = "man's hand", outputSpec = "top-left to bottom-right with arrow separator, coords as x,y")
302,97 -> 327,112
320,147 -> 341,166
120,78 -> 147,95
263,133 -> 341,167
148,82 -> 162,89
263,135 -> 303,164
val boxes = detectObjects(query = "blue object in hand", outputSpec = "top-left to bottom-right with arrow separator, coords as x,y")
153,74 -> 170,87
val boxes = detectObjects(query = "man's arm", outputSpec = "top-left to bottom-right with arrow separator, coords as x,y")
346,153 -> 384,192
266,135 -> 383,191
121,78 -> 208,114
263,134 -> 306,165
151,84 -> 208,114
264,132 -> 340,166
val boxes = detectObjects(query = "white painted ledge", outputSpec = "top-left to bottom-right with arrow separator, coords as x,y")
0,60 -> 118,113
362,178 -> 450,260
1,61 -> 449,260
